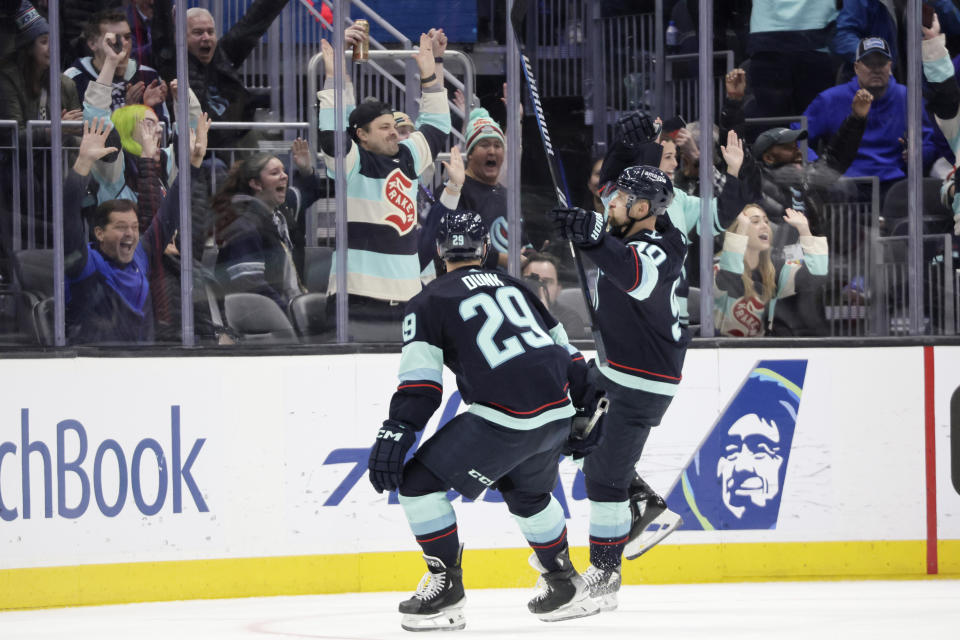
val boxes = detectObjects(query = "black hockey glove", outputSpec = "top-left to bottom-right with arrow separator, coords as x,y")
548,207 -> 605,247
368,419 -> 417,493
614,111 -> 660,149
563,392 -> 608,460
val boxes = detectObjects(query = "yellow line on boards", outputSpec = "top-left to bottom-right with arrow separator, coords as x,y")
939,539 -> 960,574
0,540 -> 953,611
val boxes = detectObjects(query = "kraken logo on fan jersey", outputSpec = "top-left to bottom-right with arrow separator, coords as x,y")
384,168 -> 416,234
665,360 -> 807,530
729,296 -> 765,336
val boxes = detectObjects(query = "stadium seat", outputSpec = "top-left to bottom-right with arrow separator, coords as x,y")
32,297 -> 54,347
687,286 -> 701,324
224,293 -> 298,344
304,246 -> 333,293
881,177 -> 953,236
15,249 -> 54,300
288,292 -> 329,341
201,246 -> 219,270
0,291 -> 40,345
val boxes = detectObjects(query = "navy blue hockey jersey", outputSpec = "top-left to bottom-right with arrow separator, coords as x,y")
581,216 -> 690,396
389,267 -> 585,431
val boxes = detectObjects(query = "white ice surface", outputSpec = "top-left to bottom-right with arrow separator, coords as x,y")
1,580 -> 958,640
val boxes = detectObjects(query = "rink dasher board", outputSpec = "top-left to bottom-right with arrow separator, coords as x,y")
0,346 -> 956,609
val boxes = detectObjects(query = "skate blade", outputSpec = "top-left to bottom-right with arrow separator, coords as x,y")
400,603 -> 466,632
634,501 -> 666,531
624,509 -> 682,560
535,595 -> 601,622
594,592 -> 618,612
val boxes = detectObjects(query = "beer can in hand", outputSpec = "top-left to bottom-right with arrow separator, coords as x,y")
352,19 -> 370,63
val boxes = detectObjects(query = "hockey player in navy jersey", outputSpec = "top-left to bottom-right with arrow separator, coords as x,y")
367,210 -> 606,631
548,165 -> 690,611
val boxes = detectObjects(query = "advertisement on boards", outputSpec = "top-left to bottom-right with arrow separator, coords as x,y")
0,347 -> 935,572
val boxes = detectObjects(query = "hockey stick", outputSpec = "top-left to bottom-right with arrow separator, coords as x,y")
509,0 -> 607,364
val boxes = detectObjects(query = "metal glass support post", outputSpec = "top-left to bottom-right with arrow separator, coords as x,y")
586,1 -> 605,153
943,234 -> 955,332
655,0 -> 665,117
49,0 -> 65,347
212,1 -> 224,39
333,0 -> 349,343
25,122 -> 35,249
176,0 -> 195,346
506,0 -> 522,278
868,177 -> 884,334
268,20 -> 282,118
697,0 -> 715,337
282,6 -> 298,131
906,0 -> 923,334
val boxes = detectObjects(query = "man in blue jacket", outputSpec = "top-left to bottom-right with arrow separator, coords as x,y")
833,0 -> 960,80
64,116 -> 208,344
803,36 -> 937,196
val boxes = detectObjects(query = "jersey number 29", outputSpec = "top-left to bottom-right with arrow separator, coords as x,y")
458,286 -> 554,368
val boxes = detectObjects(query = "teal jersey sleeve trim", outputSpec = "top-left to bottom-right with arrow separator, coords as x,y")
415,90 -> 452,134
467,403 -> 575,431
548,322 -> 571,347
669,189 -> 719,238
802,252 -> 828,276
599,364 -> 679,397
719,248 -> 745,274
923,54 -> 955,84
398,341 -> 444,383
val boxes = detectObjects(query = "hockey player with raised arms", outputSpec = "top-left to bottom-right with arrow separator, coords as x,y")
366,210 -> 607,631
548,165 -> 690,611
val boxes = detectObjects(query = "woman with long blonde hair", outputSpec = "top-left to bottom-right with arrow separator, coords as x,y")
713,204 -> 828,336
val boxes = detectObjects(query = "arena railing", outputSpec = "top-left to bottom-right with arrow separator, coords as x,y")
583,9 -> 659,152
0,121 -> 22,254
0,124 -> 954,348
197,0 -> 472,130
23,120 -> 84,252
663,51 -> 734,127
820,177 -> 880,337
23,120 -> 170,253
874,233 -> 957,336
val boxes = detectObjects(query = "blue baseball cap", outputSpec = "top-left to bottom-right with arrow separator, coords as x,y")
856,37 -> 892,62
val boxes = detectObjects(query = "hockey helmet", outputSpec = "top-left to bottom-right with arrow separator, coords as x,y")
616,165 -> 674,218
436,210 -> 488,261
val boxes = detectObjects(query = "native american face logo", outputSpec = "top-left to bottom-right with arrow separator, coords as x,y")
384,168 -> 416,234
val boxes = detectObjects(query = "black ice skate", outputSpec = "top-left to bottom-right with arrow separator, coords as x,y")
399,544 -> 466,632
623,473 -> 683,560
581,564 -> 622,612
527,550 -> 600,622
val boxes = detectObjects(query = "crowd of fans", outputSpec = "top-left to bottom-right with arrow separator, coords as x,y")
0,1 -> 958,346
